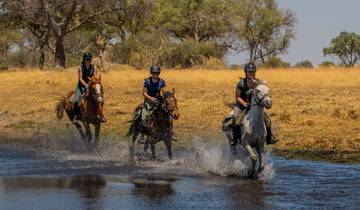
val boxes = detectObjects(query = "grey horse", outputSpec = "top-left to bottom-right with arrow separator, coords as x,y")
222,80 -> 272,178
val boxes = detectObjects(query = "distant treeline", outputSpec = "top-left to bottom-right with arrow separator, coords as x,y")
0,0 -> 296,69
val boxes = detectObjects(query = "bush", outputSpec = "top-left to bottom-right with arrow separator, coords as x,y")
264,56 -> 290,69
319,61 -> 336,68
294,60 -> 313,68
0,62 -> 9,70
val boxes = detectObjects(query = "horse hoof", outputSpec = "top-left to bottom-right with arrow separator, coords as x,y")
150,155 -> 156,160
247,170 -> 257,179
169,155 -> 173,160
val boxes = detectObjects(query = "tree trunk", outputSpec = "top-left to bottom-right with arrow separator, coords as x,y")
39,45 -> 45,70
54,36 -> 66,68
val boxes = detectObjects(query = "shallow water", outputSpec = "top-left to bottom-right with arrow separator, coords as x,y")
0,140 -> 359,210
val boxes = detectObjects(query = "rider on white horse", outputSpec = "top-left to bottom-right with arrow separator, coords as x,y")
231,63 -> 277,147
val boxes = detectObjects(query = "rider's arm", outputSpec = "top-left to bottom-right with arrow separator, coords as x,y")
93,65 -> 97,78
143,88 -> 157,102
78,67 -> 88,88
160,87 -> 167,95
236,88 -> 249,107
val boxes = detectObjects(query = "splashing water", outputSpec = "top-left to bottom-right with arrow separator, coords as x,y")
190,136 -> 274,179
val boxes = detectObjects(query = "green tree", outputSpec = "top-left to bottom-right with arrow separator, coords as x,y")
236,0 -> 296,63
323,31 -> 360,67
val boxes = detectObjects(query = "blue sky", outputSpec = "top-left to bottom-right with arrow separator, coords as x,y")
227,0 -> 360,66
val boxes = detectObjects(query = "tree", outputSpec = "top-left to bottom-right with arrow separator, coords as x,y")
236,0 -> 296,63
323,31 -> 360,67
2,0 -> 124,68
156,0 -> 234,43
294,60 -> 313,68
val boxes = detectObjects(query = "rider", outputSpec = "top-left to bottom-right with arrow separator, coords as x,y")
73,52 -> 106,123
141,65 -> 167,127
231,62 -> 277,147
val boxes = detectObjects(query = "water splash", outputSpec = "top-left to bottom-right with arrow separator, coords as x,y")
190,136 -> 274,179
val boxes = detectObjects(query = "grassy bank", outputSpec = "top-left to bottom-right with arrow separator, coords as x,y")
0,67 -> 359,163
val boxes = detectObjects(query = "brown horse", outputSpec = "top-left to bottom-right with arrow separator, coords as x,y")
55,76 -> 104,146
127,89 -> 179,160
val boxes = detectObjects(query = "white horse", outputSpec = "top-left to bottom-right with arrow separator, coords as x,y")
222,80 -> 272,178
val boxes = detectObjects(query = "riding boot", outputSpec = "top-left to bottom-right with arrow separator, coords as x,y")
266,126 -> 278,145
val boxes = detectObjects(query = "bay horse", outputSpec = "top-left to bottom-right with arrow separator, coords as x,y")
222,80 -> 272,178
127,89 -> 180,160
55,76 -> 104,147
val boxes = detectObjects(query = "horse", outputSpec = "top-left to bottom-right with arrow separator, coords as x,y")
55,75 -> 104,147
222,80 -> 272,178
127,89 -> 180,160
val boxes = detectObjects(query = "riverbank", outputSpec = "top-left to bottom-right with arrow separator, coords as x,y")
0,67 -> 359,163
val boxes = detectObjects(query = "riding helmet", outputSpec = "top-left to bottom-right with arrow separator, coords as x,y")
83,52 -> 92,61
244,63 -> 257,72
150,65 -> 161,73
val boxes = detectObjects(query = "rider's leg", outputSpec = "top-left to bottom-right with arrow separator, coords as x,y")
72,86 -> 83,123
264,112 -> 277,144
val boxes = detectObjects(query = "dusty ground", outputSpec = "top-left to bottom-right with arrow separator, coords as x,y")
0,67 -> 359,162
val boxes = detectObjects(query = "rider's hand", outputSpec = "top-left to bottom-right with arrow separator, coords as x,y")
150,97 -> 157,103
243,103 -> 250,108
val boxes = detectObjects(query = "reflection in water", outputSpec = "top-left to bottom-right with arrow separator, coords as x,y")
228,180 -> 268,209
1,175 -> 106,210
131,177 -> 175,201
70,175 -> 106,210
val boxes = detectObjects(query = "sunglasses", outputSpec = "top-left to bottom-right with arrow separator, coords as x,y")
151,72 -> 160,75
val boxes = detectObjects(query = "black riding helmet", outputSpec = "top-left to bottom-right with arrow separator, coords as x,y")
150,65 -> 161,73
83,52 -> 92,61
244,62 -> 257,72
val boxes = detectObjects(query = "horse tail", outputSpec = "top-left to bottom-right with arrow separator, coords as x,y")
55,96 -> 67,120
125,122 -> 134,137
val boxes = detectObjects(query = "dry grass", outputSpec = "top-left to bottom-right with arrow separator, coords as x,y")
0,67 -> 360,161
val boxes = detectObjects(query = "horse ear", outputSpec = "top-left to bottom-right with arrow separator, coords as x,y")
263,80 -> 267,85
172,88 -> 175,95
87,76 -> 92,83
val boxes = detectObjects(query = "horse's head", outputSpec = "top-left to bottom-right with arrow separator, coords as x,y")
253,80 -> 272,109
87,75 -> 104,104
162,88 -> 180,120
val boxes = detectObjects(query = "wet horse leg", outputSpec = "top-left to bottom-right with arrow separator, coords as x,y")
150,139 -> 156,160
256,144 -> 265,173
164,140 -> 173,160
245,144 -> 257,178
94,123 -> 101,147
84,122 -> 92,143
144,135 -> 149,155
74,122 -> 86,141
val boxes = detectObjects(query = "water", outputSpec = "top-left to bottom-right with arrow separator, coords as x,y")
0,140 -> 359,210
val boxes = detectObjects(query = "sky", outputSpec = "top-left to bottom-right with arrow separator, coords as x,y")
227,0 -> 360,66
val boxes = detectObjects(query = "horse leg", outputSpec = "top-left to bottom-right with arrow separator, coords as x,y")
94,123 -> 101,147
84,122 -> 92,143
245,144 -> 257,178
74,122 -> 86,141
164,140 -> 173,160
150,140 -> 156,160
256,144 -> 265,173
143,135 -> 149,155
